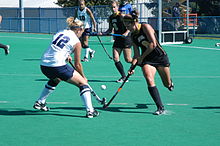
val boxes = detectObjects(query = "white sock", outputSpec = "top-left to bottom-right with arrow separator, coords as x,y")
84,48 -> 90,59
88,48 -> 94,53
80,87 -> 94,112
37,84 -> 55,104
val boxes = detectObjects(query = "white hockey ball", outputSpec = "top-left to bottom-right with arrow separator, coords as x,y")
101,85 -> 107,90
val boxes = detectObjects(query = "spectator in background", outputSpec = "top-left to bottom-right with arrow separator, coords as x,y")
119,0 -> 133,15
0,15 -> 10,55
172,2 -> 181,30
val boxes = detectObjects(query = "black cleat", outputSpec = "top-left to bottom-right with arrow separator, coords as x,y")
33,101 -> 50,111
86,110 -> 99,118
168,81 -> 174,91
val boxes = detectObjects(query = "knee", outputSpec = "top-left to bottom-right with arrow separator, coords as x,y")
79,85 -> 90,95
47,79 -> 59,87
145,77 -> 155,86
125,58 -> 132,63
113,56 -> 119,62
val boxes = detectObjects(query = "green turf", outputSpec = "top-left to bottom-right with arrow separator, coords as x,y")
0,32 -> 220,146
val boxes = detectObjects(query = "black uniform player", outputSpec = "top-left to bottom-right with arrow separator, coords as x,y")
103,0 -> 132,83
123,11 -> 174,115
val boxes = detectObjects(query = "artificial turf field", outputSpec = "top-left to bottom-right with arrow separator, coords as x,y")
0,32 -> 220,146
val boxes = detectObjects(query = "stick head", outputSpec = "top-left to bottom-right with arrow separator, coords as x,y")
103,104 -> 108,109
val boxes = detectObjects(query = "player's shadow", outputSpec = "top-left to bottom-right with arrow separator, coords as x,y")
53,103 -> 153,115
192,106 -> 220,109
35,79 -> 49,81
88,79 -> 141,83
23,59 -> 41,61
88,79 -> 116,83
0,108 -> 85,118
192,106 -> 220,113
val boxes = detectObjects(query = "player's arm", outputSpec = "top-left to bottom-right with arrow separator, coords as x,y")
86,8 -> 97,31
132,42 -> 140,65
139,24 -> 157,61
73,42 -> 86,80
128,43 -> 139,75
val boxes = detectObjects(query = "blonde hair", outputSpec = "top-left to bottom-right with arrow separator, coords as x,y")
66,17 -> 84,30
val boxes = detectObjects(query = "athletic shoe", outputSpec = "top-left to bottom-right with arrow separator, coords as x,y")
4,45 -> 10,55
168,81 -> 174,91
81,57 -> 89,62
116,77 -> 128,83
89,50 -> 95,59
86,110 -> 99,118
153,109 -> 165,115
33,101 -> 50,111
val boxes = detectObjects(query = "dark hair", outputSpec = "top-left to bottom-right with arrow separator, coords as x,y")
123,10 -> 139,22
110,0 -> 119,6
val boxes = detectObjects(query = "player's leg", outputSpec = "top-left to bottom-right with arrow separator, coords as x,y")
81,28 -> 95,61
81,35 -> 89,62
142,64 -> 165,115
157,66 -> 174,91
0,43 -> 9,55
113,47 -> 126,83
122,47 -> 132,63
33,78 -> 61,111
66,70 -> 99,118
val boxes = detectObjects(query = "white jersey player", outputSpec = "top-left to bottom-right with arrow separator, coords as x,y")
33,17 -> 99,118
75,0 -> 96,62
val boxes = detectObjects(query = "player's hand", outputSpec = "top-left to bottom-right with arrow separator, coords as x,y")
66,55 -> 72,62
84,77 -> 88,83
137,57 -> 143,65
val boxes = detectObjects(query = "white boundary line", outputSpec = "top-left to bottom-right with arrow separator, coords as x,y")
165,44 -> 220,51
0,101 -> 8,103
0,73 -> 220,79
0,35 -> 51,40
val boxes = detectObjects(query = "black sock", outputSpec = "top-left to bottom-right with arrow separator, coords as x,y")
0,43 -> 7,49
148,86 -> 164,109
115,61 -> 126,77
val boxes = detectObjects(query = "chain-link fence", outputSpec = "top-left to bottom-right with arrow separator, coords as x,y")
0,4 -> 220,39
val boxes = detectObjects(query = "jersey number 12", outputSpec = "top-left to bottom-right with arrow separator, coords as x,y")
52,34 -> 70,49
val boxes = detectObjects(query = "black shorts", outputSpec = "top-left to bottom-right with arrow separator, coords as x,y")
140,47 -> 170,67
40,65 -> 74,81
113,36 -> 132,48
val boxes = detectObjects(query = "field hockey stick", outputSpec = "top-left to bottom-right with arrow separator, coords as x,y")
69,61 -> 106,105
103,63 -> 137,109
110,33 -> 124,37
87,84 -> 106,105
90,32 -> 124,37
96,35 -> 113,60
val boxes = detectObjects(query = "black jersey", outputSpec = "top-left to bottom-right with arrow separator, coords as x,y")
131,24 -> 170,67
109,12 -> 127,35
131,24 -> 164,54
109,12 -> 132,48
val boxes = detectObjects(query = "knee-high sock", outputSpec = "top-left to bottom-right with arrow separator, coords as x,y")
37,84 -> 55,104
0,43 -> 7,49
84,47 -> 90,59
80,85 -> 94,112
115,61 -> 126,78
148,86 -> 164,109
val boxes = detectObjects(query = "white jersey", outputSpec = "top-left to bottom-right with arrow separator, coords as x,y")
41,29 -> 80,67
76,7 -> 91,29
